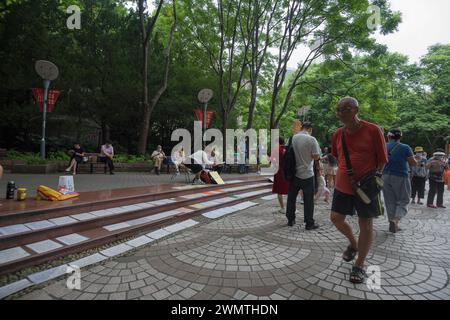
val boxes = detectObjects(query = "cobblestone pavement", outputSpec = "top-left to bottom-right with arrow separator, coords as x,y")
13,193 -> 450,300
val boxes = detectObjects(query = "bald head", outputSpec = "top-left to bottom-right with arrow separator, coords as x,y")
338,97 -> 359,109
336,97 -> 360,124
292,120 -> 302,135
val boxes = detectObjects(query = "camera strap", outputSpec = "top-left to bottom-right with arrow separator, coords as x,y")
340,128 -> 355,184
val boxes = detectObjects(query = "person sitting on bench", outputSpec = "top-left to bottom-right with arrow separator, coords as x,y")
65,143 -> 86,175
151,145 -> 166,175
100,141 -> 115,175
186,149 -> 215,184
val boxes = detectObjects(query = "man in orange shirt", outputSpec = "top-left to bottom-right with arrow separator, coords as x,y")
330,97 -> 388,284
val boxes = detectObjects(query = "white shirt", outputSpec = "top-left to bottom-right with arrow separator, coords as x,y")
172,150 -> 185,165
291,130 -> 321,179
101,145 -> 114,157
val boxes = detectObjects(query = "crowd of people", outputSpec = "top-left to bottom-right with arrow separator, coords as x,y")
271,96 -> 449,284
0,95 -> 448,285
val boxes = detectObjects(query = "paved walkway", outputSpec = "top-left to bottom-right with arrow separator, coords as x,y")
11,192 -> 450,300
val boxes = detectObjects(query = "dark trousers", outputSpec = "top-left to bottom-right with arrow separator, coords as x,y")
286,176 -> 315,226
100,156 -> 114,172
411,176 -> 426,199
427,179 -> 444,206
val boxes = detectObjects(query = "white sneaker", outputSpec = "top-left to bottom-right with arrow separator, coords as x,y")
65,168 -> 71,172
278,209 -> 285,214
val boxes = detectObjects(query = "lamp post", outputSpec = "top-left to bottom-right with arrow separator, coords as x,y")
198,89 -> 213,149
35,60 -> 59,160
297,105 -> 311,122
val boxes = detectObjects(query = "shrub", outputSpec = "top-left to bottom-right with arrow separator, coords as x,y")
48,151 -> 71,162
114,154 -> 148,163
6,151 -> 47,165
6,150 -> 153,165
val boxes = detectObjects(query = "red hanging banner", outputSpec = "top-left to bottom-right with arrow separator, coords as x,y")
194,109 -> 202,121
32,88 -> 60,113
194,109 -> 214,128
206,111 -> 214,128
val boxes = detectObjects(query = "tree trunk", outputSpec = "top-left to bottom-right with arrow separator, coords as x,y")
138,42 -> 150,155
136,0 -> 165,155
246,81 -> 258,130
222,108 -> 229,162
101,121 -> 110,144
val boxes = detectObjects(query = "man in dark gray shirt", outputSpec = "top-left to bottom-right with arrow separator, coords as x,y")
286,122 -> 321,229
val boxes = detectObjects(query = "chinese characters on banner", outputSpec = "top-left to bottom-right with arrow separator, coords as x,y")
32,88 -> 61,113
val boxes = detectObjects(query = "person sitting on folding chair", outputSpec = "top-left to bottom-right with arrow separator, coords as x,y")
171,148 -> 191,181
208,147 -> 224,173
172,148 -> 186,175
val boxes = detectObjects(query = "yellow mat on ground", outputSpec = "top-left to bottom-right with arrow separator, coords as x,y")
209,171 -> 225,185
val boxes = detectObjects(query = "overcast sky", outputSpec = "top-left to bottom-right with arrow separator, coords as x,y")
374,0 -> 450,63
138,0 -> 450,68
289,0 -> 450,68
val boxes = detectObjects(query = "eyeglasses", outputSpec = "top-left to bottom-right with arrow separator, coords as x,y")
336,107 -> 354,113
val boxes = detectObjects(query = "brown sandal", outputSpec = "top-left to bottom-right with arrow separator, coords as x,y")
342,245 -> 358,262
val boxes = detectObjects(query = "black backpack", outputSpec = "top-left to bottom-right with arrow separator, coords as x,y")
283,136 -> 296,182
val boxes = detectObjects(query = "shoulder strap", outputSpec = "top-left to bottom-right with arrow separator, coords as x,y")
340,128 -> 354,179
388,142 -> 401,157
287,136 -> 293,148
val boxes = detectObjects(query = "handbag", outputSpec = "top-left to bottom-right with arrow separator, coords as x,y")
200,170 -> 213,184
341,128 -> 384,204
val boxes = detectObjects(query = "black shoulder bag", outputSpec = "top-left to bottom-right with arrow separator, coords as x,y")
341,128 -> 384,204
283,136 -> 296,182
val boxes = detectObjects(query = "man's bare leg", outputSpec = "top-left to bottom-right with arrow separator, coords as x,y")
355,217 -> 373,268
330,211 -> 358,250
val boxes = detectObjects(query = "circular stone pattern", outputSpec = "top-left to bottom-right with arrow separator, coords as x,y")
171,235 -> 310,272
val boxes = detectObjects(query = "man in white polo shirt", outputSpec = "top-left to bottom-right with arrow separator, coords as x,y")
286,122 -> 321,229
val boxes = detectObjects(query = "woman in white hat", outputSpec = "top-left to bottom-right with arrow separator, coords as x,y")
426,149 -> 448,208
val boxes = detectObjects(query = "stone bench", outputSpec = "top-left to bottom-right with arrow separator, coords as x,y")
76,153 -> 108,174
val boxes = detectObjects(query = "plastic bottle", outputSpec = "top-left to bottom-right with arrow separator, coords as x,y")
6,181 -> 16,200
